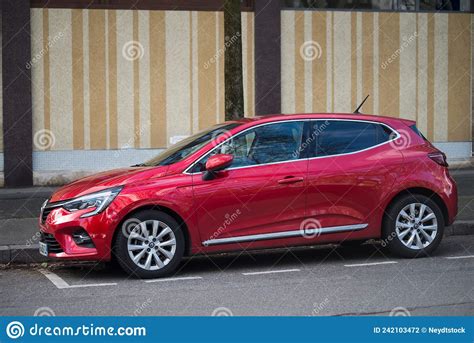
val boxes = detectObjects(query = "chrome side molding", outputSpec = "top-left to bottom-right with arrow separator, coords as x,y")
202,223 -> 368,247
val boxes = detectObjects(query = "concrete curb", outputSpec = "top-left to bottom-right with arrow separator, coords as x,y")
0,221 -> 472,265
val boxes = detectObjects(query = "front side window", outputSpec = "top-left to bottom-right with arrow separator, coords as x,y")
312,120 -> 393,157
191,121 -> 305,172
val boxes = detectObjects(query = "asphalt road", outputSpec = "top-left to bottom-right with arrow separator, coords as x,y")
1,235 -> 473,316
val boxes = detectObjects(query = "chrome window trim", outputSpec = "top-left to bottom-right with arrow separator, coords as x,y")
183,118 -> 400,175
202,223 -> 368,246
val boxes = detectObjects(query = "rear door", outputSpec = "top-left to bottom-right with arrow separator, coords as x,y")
305,119 -> 404,240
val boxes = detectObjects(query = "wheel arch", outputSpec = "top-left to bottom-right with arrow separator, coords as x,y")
111,204 -> 192,256
383,187 -> 449,226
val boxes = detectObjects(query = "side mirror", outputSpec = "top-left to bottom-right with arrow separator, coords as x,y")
202,154 -> 233,181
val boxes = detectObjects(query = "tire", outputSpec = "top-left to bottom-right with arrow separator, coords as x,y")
114,210 -> 185,279
382,194 -> 444,258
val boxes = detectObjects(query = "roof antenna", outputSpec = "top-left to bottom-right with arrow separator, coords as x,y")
353,94 -> 370,114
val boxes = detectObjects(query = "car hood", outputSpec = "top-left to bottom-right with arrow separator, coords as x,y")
49,166 -> 171,202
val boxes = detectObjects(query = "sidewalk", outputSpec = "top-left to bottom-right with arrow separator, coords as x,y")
0,169 -> 473,264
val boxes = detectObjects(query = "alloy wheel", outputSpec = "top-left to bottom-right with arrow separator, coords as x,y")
395,202 -> 438,250
127,220 -> 177,270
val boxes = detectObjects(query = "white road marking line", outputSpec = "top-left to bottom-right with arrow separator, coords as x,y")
39,269 -> 117,289
242,268 -> 300,276
145,276 -> 202,283
344,261 -> 398,267
445,255 -> 474,260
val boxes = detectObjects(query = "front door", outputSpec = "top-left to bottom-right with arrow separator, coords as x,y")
190,121 -> 308,248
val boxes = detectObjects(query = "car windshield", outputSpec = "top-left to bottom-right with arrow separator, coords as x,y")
138,123 -> 243,167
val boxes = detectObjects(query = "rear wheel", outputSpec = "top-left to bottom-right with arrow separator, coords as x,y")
382,194 -> 444,257
114,210 -> 185,278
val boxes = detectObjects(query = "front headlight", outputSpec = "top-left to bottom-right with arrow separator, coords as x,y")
62,186 -> 122,218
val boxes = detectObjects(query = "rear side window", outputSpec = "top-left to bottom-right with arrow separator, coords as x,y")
409,124 -> 428,141
312,120 -> 393,157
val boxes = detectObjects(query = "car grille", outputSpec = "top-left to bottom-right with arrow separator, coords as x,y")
41,200 -> 66,224
41,206 -> 54,223
40,232 -> 64,254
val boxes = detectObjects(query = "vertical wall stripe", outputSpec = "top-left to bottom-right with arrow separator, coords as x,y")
167,11 -> 191,139
433,14 -> 448,142
303,11 -> 312,113
356,13 -> 363,107
246,13 -> 254,116
191,12 -> 199,133
294,11 -> 305,113
447,14 -> 471,141
89,10 -> 107,149
83,10 -> 90,149
399,13 -> 417,120
372,13 -> 379,114
311,11 -> 326,113
218,12 -> 225,121
281,11 -> 295,113
333,12 -> 351,113
132,11 -> 140,148
351,12 -> 357,111
326,12 -> 333,113
242,13 -> 249,117
104,12 -> 110,148
49,9 -> 73,150
190,12 -> 196,130
427,14 -> 435,140
378,13 -> 400,117
197,12 -> 216,130
149,11 -> 167,148
361,13 -> 374,114
116,10 -> 134,148
417,14 -> 428,135
71,9 -> 84,149
31,9 -> 45,149
138,10 -> 151,148
42,10 -> 51,135
108,11 -> 118,149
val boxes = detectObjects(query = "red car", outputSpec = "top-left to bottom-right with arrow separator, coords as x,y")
39,114 -> 457,278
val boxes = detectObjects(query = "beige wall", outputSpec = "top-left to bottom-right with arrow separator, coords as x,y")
30,9 -> 255,151
281,10 -> 472,143
0,13 -> 3,153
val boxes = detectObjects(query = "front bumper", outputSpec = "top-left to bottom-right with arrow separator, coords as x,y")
39,206 -> 117,261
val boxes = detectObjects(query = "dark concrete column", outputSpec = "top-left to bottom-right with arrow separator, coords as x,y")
254,0 -> 281,115
2,0 -> 33,186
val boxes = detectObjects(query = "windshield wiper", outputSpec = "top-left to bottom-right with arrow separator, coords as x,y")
131,163 -> 147,167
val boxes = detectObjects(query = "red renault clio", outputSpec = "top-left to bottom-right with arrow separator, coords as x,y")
39,113 -> 457,278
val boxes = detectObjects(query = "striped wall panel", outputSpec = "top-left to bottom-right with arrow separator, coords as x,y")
0,13 -> 3,152
281,10 -> 472,143
30,9 -> 255,151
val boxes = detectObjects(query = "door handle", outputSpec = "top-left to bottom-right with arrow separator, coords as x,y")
278,176 -> 304,184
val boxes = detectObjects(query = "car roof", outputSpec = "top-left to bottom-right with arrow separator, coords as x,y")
229,113 -> 415,127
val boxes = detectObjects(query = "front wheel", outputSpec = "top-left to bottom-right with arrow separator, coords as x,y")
382,194 -> 444,258
114,210 -> 185,278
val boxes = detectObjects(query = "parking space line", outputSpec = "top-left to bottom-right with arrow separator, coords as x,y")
144,276 -> 202,283
344,261 -> 398,267
39,269 -> 117,289
445,255 -> 474,260
242,268 -> 300,276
